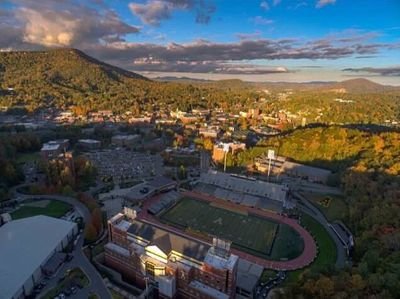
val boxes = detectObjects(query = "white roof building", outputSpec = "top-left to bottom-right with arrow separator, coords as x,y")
0,215 -> 77,299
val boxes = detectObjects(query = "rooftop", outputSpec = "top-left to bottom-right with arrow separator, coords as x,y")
0,216 -> 77,299
204,248 -> 238,271
78,139 -> 100,144
41,143 -> 61,151
146,176 -> 176,189
189,280 -> 229,299
236,258 -> 264,291
126,219 -> 210,261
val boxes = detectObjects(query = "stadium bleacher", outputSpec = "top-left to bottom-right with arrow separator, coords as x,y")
195,170 -> 289,212
148,191 -> 182,215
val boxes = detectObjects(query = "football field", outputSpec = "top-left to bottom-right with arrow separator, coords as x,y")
160,197 -> 279,257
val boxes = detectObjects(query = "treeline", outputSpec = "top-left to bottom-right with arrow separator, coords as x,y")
77,193 -> 104,243
0,133 -> 41,200
268,90 -> 400,125
38,154 -> 97,195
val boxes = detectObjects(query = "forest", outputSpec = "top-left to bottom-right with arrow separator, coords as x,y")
235,126 -> 400,298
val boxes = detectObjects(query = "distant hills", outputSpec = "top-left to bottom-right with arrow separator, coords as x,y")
0,48 -> 398,114
156,76 -> 398,93
325,78 -> 396,93
0,49 -> 257,112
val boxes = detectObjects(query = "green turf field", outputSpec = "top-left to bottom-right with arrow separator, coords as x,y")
160,197 -> 304,259
11,200 -> 72,219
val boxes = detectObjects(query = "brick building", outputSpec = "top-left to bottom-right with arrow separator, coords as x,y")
105,211 -> 238,299
212,142 -> 246,162
40,139 -> 69,159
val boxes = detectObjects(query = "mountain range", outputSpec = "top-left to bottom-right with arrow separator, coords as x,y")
0,49 -> 398,112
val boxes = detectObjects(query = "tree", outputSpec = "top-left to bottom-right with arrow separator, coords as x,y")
315,276 -> 334,298
84,222 -> 97,243
91,208 -> 103,235
178,165 -> 187,180
203,138 -> 214,151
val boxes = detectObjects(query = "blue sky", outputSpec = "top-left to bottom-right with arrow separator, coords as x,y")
1,0 -> 399,84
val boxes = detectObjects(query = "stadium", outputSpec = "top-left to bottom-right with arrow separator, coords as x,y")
141,171 -> 317,270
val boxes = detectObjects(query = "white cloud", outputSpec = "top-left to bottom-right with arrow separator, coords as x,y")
316,0 -> 336,8
129,0 -> 215,26
260,1 -> 270,10
273,0 -> 281,6
17,8 -> 77,46
253,16 -> 274,25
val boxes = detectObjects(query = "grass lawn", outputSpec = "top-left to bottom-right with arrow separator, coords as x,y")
301,192 -> 348,223
270,223 -> 305,260
16,152 -> 40,164
42,268 -> 89,299
11,200 -> 71,219
160,197 -> 304,260
109,289 -> 125,299
287,213 -> 337,282
260,269 -> 278,283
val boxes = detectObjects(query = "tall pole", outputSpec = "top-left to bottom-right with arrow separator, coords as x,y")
223,151 -> 227,172
267,157 -> 272,180
223,143 -> 229,173
145,276 -> 149,299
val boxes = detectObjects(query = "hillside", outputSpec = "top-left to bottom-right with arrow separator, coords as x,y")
325,78 -> 394,93
0,49 -> 257,113
155,76 -> 398,93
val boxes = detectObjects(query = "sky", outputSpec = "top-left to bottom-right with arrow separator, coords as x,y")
0,0 -> 399,84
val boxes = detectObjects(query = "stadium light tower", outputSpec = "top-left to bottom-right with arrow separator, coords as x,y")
223,143 -> 230,172
267,149 -> 275,180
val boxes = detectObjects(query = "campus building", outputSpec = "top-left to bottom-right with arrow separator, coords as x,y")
111,134 -> 141,149
40,139 -> 69,159
212,142 -> 246,162
0,215 -> 77,299
105,210 -> 239,299
254,155 -> 332,184
77,139 -> 101,150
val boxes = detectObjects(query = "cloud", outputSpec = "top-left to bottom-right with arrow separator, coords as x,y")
260,1 -> 270,10
129,0 -> 215,26
0,3 -> 398,76
129,57 -> 290,74
236,31 -> 262,40
273,0 -> 281,5
1,0 -> 139,48
342,67 -> 400,76
316,0 -> 336,8
83,33 -> 399,74
252,16 -> 274,25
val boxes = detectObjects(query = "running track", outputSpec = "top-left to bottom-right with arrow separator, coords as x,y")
137,190 -> 317,271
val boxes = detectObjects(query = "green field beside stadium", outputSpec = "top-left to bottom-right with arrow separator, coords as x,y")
160,197 -> 304,260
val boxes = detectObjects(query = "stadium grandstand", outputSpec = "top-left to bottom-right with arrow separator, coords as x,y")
194,170 -> 290,211
147,190 -> 182,215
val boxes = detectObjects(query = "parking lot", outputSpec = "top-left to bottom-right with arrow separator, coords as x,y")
255,271 -> 286,299
84,149 -> 164,183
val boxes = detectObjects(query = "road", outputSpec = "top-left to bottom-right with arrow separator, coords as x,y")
282,177 -> 344,196
293,192 -> 347,268
11,190 -> 112,299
